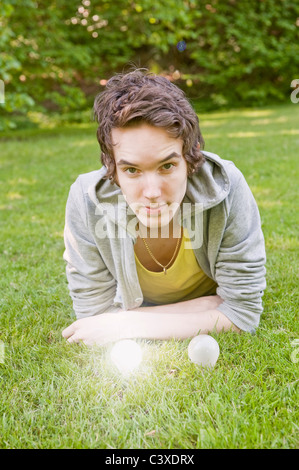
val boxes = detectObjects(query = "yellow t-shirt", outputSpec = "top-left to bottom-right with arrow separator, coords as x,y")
134,229 -> 218,305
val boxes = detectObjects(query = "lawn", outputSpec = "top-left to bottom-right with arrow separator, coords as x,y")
0,103 -> 298,449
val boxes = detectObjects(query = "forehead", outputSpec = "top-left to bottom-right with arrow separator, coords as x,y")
111,124 -> 183,161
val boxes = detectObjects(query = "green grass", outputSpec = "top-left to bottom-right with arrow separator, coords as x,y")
0,103 -> 298,449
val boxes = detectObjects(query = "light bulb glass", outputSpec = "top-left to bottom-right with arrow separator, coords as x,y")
110,339 -> 142,375
188,335 -> 220,368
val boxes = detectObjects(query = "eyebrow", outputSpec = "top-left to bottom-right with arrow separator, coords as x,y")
116,152 -> 182,167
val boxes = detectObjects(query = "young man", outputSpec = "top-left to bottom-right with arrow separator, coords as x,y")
62,69 -> 266,346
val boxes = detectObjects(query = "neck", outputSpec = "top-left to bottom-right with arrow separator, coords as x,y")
137,216 -> 182,240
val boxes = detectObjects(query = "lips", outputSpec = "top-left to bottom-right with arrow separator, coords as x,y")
131,202 -> 169,217
144,203 -> 167,214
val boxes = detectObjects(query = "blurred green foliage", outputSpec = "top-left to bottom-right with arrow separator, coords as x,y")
1,0 -> 299,130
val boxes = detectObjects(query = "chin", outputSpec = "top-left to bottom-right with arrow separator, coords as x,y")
137,213 -> 175,235
132,202 -> 181,233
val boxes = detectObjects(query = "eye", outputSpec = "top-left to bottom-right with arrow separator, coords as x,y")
125,167 -> 138,174
161,163 -> 175,171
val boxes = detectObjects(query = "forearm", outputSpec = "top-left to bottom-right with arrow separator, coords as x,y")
121,297 -> 240,341
62,296 -> 240,346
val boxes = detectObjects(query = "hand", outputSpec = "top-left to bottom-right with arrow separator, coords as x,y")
62,313 -> 125,347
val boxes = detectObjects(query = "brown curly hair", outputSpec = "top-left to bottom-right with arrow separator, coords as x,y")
93,67 -> 205,183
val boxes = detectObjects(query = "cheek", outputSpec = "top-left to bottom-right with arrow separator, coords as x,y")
163,178 -> 187,204
117,176 -> 140,202
173,167 -> 188,194
176,180 -> 187,203
177,179 -> 187,200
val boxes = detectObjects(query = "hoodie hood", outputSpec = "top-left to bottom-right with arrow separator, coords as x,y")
185,151 -> 231,210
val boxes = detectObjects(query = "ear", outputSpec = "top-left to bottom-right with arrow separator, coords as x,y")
197,142 -> 200,149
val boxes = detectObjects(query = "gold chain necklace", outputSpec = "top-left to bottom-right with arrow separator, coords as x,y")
141,228 -> 182,275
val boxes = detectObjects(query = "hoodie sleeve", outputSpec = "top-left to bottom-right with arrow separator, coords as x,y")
215,172 -> 267,333
63,181 -> 121,319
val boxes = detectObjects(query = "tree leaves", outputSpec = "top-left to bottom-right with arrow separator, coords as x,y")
1,0 -> 299,129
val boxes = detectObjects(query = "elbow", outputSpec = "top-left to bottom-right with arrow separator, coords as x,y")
231,322 -> 242,334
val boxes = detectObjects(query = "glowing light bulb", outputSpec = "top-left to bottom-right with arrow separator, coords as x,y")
188,335 -> 220,368
110,340 -> 142,375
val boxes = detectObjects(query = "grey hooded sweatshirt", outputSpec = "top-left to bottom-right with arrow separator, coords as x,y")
63,151 -> 266,333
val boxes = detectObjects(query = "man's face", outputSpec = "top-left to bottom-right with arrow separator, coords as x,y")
112,123 -> 188,229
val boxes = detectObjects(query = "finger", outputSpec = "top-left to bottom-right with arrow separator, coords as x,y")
62,324 -> 76,339
82,339 -> 94,348
67,334 -> 80,344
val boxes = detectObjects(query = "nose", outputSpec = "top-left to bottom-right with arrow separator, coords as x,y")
142,174 -> 162,201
